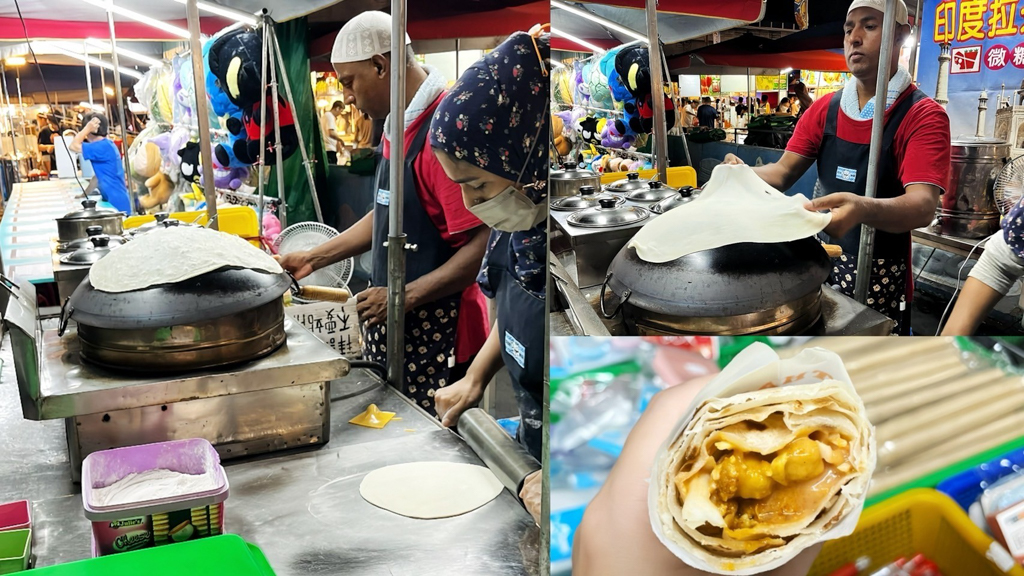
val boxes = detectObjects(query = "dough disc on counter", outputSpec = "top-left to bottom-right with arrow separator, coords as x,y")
627,164 -> 832,263
359,462 -> 504,519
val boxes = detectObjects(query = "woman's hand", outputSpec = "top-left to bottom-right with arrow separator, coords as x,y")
434,375 -> 486,428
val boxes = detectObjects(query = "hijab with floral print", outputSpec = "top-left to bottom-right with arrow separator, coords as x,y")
430,30 -> 549,297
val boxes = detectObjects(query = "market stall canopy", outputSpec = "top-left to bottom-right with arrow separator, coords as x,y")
675,32 -> 848,73
551,0 -> 766,52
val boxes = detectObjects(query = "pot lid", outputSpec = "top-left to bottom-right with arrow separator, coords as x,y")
71,267 -> 292,330
605,172 -> 651,194
550,186 -> 625,211
130,212 -> 188,234
60,235 -> 116,265
625,180 -> 680,202
651,187 -> 700,214
567,198 -> 650,228
59,225 -> 127,253
950,136 -> 1012,158
606,237 -> 830,317
60,199 -> 122,221
551,162 -> 599,181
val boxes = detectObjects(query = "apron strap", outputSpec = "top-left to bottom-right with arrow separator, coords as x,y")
824,88 -> 843,137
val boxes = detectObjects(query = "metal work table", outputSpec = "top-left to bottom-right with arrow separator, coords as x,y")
0,336 -> 540,575
912,227 -> 988,260
550,252 -> 893,337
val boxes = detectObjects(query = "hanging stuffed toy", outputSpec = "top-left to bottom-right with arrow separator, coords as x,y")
207,28 -> 298,166
615,45 -> 676,134
131,141 -> 174,212
203,144 -> 249,190
202,32 -> 249,168
601,118 -> 633,149
178,141 -> 202,184
579,116 -> 602,145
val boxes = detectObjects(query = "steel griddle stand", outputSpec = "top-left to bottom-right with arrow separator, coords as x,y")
1,278 -> 348,481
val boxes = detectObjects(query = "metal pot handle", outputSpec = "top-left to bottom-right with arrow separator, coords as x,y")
599,272 -> 631,319
58,298 -> 73,337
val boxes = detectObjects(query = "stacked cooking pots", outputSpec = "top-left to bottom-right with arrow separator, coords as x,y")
56,200 -> 123,245
550,163 -> 601,198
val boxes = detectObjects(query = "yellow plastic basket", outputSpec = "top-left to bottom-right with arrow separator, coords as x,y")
809,489 -> 1023,576
599,166 -> 697,189
123,206 -> 262,247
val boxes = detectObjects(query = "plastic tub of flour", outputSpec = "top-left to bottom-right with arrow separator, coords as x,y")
81,439 -> 229,556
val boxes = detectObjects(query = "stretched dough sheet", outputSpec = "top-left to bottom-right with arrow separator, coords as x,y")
648,343 -> 876,575
627,164 -> 832,263
90,226 -> 283,293
359,462 -> 504,519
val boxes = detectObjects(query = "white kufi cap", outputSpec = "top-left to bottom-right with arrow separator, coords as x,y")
331,11 -> 413,64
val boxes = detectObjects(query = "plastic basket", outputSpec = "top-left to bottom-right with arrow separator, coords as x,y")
808,489 -> 1024,576
598,166 -> 697,189
30,535 -> 274,575
0,502 -> 30,533
0,529 -> 30,575
123,206 -> 260,247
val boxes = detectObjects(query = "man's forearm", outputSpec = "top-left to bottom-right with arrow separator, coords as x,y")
69,130 -> 89,153
466,323 -> 503,387
859,190 -> 937,233
406,226 -> 489,309
751,163 -> 792,191
309,211 -> 374,270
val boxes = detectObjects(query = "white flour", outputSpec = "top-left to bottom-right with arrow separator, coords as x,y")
91,468 -> 219,507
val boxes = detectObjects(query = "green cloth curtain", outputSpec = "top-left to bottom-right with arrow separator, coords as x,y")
267,17 -> 328,224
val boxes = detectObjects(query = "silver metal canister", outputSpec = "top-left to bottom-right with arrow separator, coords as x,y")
937,137 -> 1010,238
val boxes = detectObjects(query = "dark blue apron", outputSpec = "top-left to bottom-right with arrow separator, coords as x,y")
813,87 -> 926,335
366,115 -> 460,415
484,231 -> 544,461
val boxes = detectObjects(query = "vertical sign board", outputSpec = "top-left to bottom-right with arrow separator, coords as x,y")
917,0 -> 1024,137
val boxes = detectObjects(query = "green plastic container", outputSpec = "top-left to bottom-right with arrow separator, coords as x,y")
0,529 -> 30,574
31,535 -> 274,575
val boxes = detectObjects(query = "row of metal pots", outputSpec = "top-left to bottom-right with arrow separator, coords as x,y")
56,201 -> 194,264
550,167 -> 701,228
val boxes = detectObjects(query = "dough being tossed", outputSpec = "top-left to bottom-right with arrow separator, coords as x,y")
627,164 -> 832,263
90,225 -> 283,293
359,462 -> 504,519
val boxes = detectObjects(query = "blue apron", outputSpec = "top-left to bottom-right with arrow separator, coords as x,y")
367,115 -> 461,415
813,87 -> 925,335
484,231 -> 544,461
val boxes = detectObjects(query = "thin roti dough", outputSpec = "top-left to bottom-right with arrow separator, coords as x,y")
90,225 -> 283,293
359,462 -> 504,519
627,164 -> 832,263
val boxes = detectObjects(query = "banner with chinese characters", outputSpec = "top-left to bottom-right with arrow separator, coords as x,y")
918,0 -> 1024,138
286,300 -> 363,358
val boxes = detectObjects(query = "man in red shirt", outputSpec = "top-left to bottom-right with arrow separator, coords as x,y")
278,11 -> 489,413
725,0 -> 950,334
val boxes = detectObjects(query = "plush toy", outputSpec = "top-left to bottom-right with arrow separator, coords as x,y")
203,144 -> 249,190
574,60 -> 589,104
208,28 -> 299,166
601,118 -> 633,149
587,62 -> 613,110
131,141 -> 174,212
262,211 -> 282,246
579,116 -> 601,145
552,115 -> 571,157
615,45 -> 676,134
203,31 -> 251,168
178,141 -> 202,184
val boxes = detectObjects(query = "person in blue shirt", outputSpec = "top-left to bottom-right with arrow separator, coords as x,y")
696,97 -> 718,128
69,112 -> 131,213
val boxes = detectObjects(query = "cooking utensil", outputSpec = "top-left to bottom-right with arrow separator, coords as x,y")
604,172 -> 651,195
650,186 -> 699,214
59,225 -> 127,254
274,222 -> 353,303
58,236 -> 116,266
602,238 -> 831,335
56,199 -> 123,243
936,137 -> 1009,238
566,198 -> 650,228
294,285 -> 350,302
550,185 -> 625,212
624,181 -> 679,203
550,162 -> 601,198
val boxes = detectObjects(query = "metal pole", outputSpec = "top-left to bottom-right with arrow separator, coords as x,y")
185,0 -> 219,228
257,14 -> 269,234
645,0 -> 669,182
107,10 -> 136,215
269,25 -> 324,223
909,0 -> 924,81
267,21 -> 287,230
853,0 -> 898,304
0,65 -> 18,167
387,0 -> 408,388
84,41 -> 94,106
99,66 -> 109,117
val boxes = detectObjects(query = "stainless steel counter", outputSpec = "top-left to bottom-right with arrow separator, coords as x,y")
912,227 -> 989,260
0,336 -> 540,575
549,252 -> 893,336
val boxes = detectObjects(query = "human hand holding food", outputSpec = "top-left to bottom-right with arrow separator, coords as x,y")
519,470 -> 541,525
434,375 -> 486,428
806,192 -> 864,238
722,153 -> 745,166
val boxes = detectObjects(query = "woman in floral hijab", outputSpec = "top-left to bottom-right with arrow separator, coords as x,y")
429,26 -> 549,522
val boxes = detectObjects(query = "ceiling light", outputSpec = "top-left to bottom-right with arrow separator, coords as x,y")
104,86 -> 115,95
550,27 -> 606,54
780,68 -> 793,74
4,56 -> 26,66
84,39 -> 162,68
80,0 -> 190,38
551,1 -> 648,44
171,0 -> 259,26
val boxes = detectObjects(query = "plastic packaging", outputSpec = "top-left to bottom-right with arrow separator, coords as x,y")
981,472 -> 1024,563
81,439 -> 229,556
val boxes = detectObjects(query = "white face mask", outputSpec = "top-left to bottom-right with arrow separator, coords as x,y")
469,185 -> 546,232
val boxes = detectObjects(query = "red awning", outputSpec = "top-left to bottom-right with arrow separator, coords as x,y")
407,0 -> 549,40
697,50 -> 848,72
0,17 -> 231,41
576,0 -> 763,20
551,37 -> 624,52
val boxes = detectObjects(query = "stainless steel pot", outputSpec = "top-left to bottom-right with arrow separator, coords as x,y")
58,225 -> 127,253
601,238 -> 830,335
624,181 -> 680,203
937,137 -> 1010,238
56,199 -> 123,243
651,187 -> 699,214
550,162 -> 601,198
59,236 -> 117,266
604,172 -> 651,195
567,198 -> 650,228
129,212 -> 194,236
550,185 -> 625,212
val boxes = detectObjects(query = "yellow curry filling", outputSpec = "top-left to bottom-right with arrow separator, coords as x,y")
675,427 -> 851,546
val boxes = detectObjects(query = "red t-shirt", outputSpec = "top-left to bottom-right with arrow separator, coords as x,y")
786,86 -> 951,193
381,92 -> 489,364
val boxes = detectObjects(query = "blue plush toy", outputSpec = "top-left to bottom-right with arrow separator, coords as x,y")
202,32 -> 249,168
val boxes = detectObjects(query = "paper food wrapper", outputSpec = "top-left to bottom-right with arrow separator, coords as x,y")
647,342 -> 876,575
